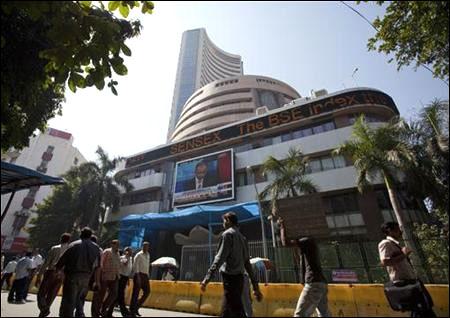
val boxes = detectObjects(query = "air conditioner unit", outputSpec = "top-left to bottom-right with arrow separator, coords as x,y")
256,106 -> 269,115
311,89 -> 328,98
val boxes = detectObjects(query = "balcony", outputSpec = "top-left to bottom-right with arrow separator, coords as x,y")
104,201 -> 161,223
121,172 -> 165,193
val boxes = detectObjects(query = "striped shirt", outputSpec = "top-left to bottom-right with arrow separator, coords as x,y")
101,248 -> 121,281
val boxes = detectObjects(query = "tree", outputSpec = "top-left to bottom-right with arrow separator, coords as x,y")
259,147 -> 318,216
360,1 -> 449,83
1,1 -> 154,151
28,146 -> 132,248
333,115 -> 417,246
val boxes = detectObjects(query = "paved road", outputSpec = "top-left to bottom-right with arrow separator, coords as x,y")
1,291 -> 213,317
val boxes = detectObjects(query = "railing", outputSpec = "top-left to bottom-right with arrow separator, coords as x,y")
179,238 -> 449,284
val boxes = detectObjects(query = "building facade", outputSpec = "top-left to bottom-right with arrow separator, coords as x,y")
170,75 -> 300,141
111,86 -> 427,242
1,128 -> 86,253
167,28 -> 244,141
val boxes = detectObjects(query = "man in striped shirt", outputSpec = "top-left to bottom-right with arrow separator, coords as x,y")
36,233 -> 71,317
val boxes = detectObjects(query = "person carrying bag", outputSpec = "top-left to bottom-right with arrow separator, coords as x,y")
378,222 -> 436,317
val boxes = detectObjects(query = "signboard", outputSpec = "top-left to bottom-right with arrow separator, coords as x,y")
332,269 -> 359,282
173,149 -> 234,207
126,89 -> 398,168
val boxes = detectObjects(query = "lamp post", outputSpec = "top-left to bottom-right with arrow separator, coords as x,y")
246,166 -> 269,283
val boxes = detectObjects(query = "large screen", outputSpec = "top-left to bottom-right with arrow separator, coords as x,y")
173,149 -> 234,207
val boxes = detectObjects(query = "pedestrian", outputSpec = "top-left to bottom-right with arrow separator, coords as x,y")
293,237 -> 331,317
112,246 -> 133,317
76,234 -> 102,317
200,212 -> 263,317
161,267 -> 175,281
23,248 -> 44,301
36,233 -> 71,317
97,240 -> 121,317
130,241 -> 151,317
55,227 -> 101,317
7,252 -> 33,304
1,257 -> 18,290
379,222 -> 436,317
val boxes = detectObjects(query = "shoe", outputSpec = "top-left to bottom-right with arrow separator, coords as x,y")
7,299 -> 14,303
39,310 -> 51,317
135,310 -> 141,317
16,300 -> 26,304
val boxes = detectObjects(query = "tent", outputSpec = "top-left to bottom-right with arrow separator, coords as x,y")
1,161 -> 65,223
119,201 -> 262,263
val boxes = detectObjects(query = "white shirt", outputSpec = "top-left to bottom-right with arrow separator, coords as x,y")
132,251 -> 150,275
3,260 -> 17,274
31,254 -> 44,269
120,255 -> 133,277
15,257 -> 33,280
195,177 -> 203,189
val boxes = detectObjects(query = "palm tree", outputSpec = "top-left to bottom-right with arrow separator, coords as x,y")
72,146 -> 133,238
259,147 -> 318,216
333,115 -> 416,245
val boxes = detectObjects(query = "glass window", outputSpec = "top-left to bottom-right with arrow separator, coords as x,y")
333,155 -> 346,169
381,209 -> 395,222
313,125 -> 324,134
376,190 -> 392,209
302,128 -> 313,137
348,213 -> 365,226
236,171 -> 248,187
308,159 -> 322,173
235,143 -> 250,153
292,130 -> 303,139
323,122 -> 336,131
259,90 -> 278,110
334,215 -> 350,228
254,168 -> 267,183
321,157 -> 335,171
326,216 -> 336,228
281,132 -> 292,142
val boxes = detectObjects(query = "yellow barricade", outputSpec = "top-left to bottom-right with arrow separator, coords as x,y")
427,285 -> 449,318
199,282 -> 223,316
352,284 -> 405,317
328,284 -> 359,317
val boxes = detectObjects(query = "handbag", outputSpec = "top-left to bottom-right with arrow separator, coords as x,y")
384,279 -> 431,311
382,241 -> 433,312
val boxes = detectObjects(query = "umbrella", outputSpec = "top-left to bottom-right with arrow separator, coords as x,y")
250,257 -> 273,270
151,257 -> 178,268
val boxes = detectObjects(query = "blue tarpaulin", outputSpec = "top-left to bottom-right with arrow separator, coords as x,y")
119,201 -> 260,248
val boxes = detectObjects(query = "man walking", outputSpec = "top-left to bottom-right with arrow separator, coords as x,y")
36,233 -> 71,317
293,237 -> 330,317
130,242 -> 151,317
112,246 -> 133,317
7,252 -> 33,304
379,222 -> 436,317
200,212 -> 263,317
1,257 -> 18,290
55,227 -> 101,317
23,248 -> 44,301
96,240 -> 121,317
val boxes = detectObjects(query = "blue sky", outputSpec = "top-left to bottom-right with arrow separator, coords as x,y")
48,2 -> 449,162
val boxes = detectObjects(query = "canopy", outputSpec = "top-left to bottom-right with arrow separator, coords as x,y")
1,161 -> 64,194
119,201 -> 260,248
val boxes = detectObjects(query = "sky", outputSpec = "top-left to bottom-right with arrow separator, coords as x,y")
47,1 -> 449,162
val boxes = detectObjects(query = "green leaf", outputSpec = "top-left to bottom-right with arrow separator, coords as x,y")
119,4 -> 130,18
94,78 -> 105,90
112,63 -> 128,76
79,1 -> 92,9
71,72 -> 86,88
121,44 -> 131,56
108,1 -> 120,11
68,78 -> 77,93
111,86 -> 118,96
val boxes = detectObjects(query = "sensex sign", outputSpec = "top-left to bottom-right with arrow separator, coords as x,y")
126,89 -> 398,168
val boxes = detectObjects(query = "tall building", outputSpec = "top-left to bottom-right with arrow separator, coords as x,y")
167,28 -> 244,141
1,128 -> 86,253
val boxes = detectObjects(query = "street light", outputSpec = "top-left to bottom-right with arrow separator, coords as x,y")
246,166 -> 269,283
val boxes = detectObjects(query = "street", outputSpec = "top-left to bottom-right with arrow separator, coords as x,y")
1,291 -> 213,317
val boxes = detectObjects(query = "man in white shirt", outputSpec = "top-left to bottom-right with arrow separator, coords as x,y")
22,248 -> 44,302
1,257 -> 18,289
111,246 -> 133,317
8,252 -> 33,304
130,242 -> 151,317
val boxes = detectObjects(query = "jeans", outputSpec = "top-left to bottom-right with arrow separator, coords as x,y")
37,270 -> 63,317
59,273 -> 91,317
294,282 -> 331,317
221,273 -> 246,317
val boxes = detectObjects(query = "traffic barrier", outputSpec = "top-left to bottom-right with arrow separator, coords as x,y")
11,276 -> 448,317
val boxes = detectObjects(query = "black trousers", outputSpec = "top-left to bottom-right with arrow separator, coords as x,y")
130,273 -> 150,313
221,273 -> 246,317
8,277 -> 27,302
